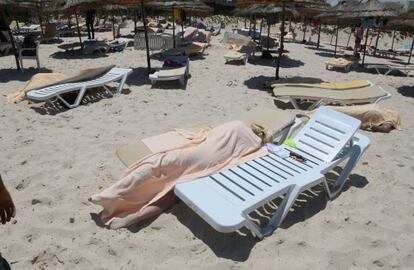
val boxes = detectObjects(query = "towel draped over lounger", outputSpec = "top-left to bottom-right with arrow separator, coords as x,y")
5,65 -> 115,103
304,104 -> 401,131
90,121 -> 267,226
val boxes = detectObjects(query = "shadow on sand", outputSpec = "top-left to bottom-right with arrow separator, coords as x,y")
30,87 -> 131,115
50,50 -> 109,60
172,171 -> 368,261
397,85 -> 414,98
0,68 -> 54,83
89,166 -> 368,262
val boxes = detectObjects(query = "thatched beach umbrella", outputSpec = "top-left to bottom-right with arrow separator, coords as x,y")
388,18 -> 414,64
318,0 -> 360,56
293,0 -> 329,43
233,4 -> 298,50
108,0 -> 213,74
340,0 -> 400,65
0,0 -> 54,69
237,0 -> 329,80
47,0 -> 106,49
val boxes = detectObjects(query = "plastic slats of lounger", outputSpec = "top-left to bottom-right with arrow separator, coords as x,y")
268,153 -> 310,171
238,163 -> 280,185
294,107 -> 361,163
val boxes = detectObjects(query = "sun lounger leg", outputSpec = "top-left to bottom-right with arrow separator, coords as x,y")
384,69 -> 393,75
261,185 -> 302,238
288,97 -> 300,109
117,74 -> 128,94
56,86 -> 87,109
325,146 -> 362,199
36,56 -> 40,69
307,99 -> 323,110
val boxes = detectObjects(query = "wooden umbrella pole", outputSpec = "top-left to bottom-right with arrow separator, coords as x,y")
346,28 -> 352,47
408,36 -> 413,65
362,27 -> 369,66
74,6 -> 83,50
86,11 -> 91,39
373,27 -> 380,56
38,5 -> 44,36
253,16 -> 257,42
141,0 -> 151,74
172,7 -> 175,48
244,17 -> 247,28
267,19 -> 271,50
390,30 -> 395,50
302,20 -> 307,42
334,22 -> 339,57
316,23 -> 321,49
181,17 -> 184,42
276,1 -> 286,80
91,11 -> 95,39
259,19 -> 263,45
134,9 -> 137,33
1,10 -> 20,70
112,13 -> 115,39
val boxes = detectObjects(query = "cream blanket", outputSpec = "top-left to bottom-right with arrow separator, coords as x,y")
305,104 -> 401,131
90,121 -> 267,226
5,73 -> 66,103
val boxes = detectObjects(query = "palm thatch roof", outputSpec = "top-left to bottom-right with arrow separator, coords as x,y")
318,0 -> 402,26
235,0 -> 328,18
232,3 -> 299,18
144,0 -> 214,15
387,19 -> 414,32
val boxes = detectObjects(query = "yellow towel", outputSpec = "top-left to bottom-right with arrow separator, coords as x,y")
272,80 -> 371,90
313,80 -> 370,90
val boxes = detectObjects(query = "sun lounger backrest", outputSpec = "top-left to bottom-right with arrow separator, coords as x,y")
294,107 -> 361,163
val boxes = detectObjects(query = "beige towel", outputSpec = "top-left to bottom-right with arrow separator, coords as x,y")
5,73 -> 66,103
304,104 -> 401,131
90,121 -> 267,226
5,65 -> 115,103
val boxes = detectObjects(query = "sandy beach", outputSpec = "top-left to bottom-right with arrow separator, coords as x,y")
0,20 -> 414,269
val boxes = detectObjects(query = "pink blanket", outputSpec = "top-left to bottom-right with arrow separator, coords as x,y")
91,121 -> 267,226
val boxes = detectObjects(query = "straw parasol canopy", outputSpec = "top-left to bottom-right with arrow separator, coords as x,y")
236,0 -> 329,79
318,0 -> 402,25
233,3 -> 299,18
387,19 -> 414,32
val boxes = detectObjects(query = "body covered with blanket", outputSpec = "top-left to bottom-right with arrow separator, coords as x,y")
91,121 -> 267,229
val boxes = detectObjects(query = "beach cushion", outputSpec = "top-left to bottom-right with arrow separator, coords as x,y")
326,58 -> 353,67
158,67 -> 187,78
272,80 -> 371,90
116,108 -> 295,167
273,85 -> 387,101
224,51 -> 247,60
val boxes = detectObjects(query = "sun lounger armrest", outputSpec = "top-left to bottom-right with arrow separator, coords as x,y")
319,132 -> 370,175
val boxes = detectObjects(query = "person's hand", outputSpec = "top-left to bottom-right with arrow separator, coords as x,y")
0,176 -> 16,224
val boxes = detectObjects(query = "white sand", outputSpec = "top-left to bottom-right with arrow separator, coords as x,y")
0,21 -> 414,269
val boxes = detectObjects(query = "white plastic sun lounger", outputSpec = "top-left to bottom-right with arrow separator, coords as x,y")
27,68 -> 132,109
273,82 -> 391,110
366,64 -> 414,76
175,107 -> 370,239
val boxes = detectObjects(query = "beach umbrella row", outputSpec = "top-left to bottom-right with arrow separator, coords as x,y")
236,0 -> 330,80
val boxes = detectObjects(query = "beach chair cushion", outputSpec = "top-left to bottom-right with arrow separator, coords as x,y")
224,51 -> 247,60
272,80 -> 371,90
157,67 -> 187,78
273,85 -> 388,101
116,108 -> 295,167
326,58 -> 353,67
